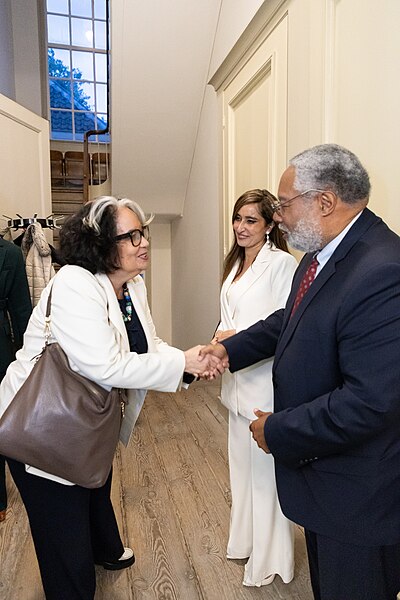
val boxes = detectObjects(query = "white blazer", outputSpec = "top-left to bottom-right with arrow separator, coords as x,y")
0,265 -> 185,484
220,244 -> 297,420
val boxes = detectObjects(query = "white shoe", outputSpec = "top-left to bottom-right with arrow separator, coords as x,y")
96,547 -> 135,571
119,547 -> 134,561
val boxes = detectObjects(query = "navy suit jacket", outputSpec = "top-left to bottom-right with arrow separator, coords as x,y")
223,208 -> 400,546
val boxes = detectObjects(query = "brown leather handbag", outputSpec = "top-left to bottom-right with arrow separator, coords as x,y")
0,286 -> 125,488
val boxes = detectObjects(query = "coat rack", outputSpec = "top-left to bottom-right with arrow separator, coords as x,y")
3,214 -> 64,230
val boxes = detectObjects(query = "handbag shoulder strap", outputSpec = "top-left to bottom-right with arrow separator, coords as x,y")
44,284 -> 54,345
46,284 -> 53,318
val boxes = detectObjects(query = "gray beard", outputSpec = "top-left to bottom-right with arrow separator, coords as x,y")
282,217 -> 323,253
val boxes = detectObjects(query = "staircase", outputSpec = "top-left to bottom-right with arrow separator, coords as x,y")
50,149 -> 111,249
51,188 -> 85,249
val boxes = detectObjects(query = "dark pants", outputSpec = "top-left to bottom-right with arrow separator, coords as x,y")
7,458 -> 124,600
0,455 -> 6,511
305,529 -> 400,600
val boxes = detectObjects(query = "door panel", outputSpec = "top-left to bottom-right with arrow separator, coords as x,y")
222,15 -> 288,253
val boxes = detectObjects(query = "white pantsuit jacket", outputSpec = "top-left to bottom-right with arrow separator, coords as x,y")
0,265 -> 185,484
220,244 -> 297,419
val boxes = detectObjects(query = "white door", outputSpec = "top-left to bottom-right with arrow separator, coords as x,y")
222,14 -> 288,253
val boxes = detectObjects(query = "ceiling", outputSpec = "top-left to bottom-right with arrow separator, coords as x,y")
110,0 -> 222,220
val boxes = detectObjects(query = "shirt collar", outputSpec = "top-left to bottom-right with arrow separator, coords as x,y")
316,210 -> 364,271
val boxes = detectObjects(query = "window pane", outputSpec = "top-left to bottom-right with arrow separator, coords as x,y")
47,0 -> 69,14
97,113 -> 108,130
71,18 -> 93,48
47,14 -> 70,45
71,0 -> 92,18
95,53 -> 107,82
97,114 -> 110,142
94,0 -> 106,20
48,48 -> 71,77
49,79 -> 72,108
75,111 -> 96,134
72,80 -> 92,111
51,110 -> 73,140
98,133 -> 110,143
94,21 -> 106,50
72,50 -> 93,80
77,82 -> 95,111
96,83 -> 107,113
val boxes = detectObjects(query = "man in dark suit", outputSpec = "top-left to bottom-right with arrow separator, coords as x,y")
201,144 -> 400,600
0,237 -> 32,521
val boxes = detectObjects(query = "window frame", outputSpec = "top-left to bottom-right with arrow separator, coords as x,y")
45,0 -> 109,142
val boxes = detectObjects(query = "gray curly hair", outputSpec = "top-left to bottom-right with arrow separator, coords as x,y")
290,144 -> 370,205
82,196 -> 154,234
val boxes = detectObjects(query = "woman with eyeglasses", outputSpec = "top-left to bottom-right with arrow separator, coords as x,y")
212,189 -> 297,587
0,196 -> 221,600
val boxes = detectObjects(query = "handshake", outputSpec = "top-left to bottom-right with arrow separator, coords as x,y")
183,342 -> 229,380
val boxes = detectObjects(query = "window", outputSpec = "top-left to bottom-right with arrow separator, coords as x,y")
46,0 -> 109,142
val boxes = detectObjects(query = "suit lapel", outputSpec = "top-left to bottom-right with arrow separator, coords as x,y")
274,208 -> 380,367
94,273 -> 129,348
226,244 -> 273,319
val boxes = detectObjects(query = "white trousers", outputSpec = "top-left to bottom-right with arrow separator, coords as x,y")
227,411 -> 294,586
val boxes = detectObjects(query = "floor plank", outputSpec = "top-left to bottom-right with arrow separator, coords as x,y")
0,381 -> 313,599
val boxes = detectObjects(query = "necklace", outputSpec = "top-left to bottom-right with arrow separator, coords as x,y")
120,283 -> 133,322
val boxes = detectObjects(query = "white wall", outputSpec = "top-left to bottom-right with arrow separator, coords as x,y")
0,0 -> 16,100
10,0 -> 43,116
111,0 -> 221,218
209,0 -> 265,76
171,86 -> 220,348
329,0 -> 400,233
148,222 -> 172,344
286,0 -> 400,234
0,94 -> 52,231
171,0 -> 266,348
0,0 -> 43,115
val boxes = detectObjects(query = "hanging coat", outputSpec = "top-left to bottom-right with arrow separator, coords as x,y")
21,223 -> 56,306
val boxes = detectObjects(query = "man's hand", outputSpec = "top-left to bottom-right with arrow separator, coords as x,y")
199,342 -> 229,367
249,409 -> 272,454
184,345 -> 226,380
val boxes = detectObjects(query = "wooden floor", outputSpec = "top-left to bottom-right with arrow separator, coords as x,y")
0,381 -> 313,600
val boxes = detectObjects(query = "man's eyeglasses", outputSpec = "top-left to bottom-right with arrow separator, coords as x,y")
114,226 -> 150,247
271,189 -> 326,215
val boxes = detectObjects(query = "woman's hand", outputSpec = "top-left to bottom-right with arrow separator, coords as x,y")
211,329 -> 236,344
198,343 -> 229,379
184,345 -> 226,379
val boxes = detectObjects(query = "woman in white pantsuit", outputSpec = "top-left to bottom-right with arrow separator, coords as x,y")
213,189 -> 298,587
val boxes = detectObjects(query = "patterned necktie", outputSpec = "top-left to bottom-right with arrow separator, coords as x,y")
290,257 -> 319,317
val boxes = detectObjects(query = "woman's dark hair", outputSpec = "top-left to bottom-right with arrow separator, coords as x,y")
222,188 -> 289,284
59,196 -> 151,274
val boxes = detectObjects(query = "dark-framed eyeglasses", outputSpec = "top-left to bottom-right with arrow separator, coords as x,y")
271,189 -> 326,215
114,226 -> 150,247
